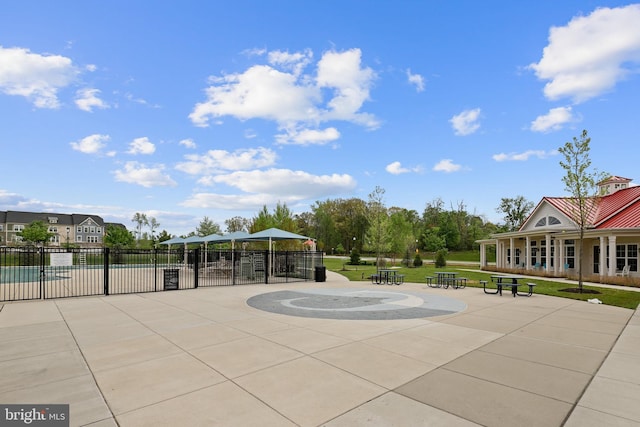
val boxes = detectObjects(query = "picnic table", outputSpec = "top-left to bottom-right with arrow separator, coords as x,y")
371,269 -> 404,285
483,276 -> 536,297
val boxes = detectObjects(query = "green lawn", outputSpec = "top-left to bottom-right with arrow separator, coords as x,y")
323,256 -> 640,310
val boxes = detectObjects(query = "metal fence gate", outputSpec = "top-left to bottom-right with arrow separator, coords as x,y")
0,247 -> 323,302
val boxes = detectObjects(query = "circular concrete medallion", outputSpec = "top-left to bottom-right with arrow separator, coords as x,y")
246,288 -> 467,320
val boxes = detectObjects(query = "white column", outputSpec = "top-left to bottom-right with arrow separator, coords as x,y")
557,238 -> 564,275
509,237 -> 514,268
525,236 -> 531,270
608,236 -> 617,276
599,236 -> 606,277
480,242 -> 486,267
545,234 -> 551,272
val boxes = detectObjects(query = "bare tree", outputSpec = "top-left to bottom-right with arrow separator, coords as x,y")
558,130 -> 606,292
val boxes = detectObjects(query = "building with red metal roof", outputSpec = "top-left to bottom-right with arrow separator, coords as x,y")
478,176 -> 639,279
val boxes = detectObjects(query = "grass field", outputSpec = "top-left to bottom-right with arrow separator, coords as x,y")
324,256 -> 640,310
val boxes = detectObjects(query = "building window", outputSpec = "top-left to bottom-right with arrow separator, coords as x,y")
49,226 -> 58,233
84,227 -> 89,233
565,240 -> 575,269
97,228 -> 102,234
77,226 -> 82,233
549,217 -> 561,225
90,226 -> 95,233
48,217 -> 58,224
50,235 -> 59,243
535,218 -> 547,227
87,236 -> 99,243
0,225 -> 3,231
13,225 -> 24,232
76,236 -> 82,242
616,244 -> 638,272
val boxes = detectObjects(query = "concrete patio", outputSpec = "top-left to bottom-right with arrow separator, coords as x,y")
1,271 -> 639,426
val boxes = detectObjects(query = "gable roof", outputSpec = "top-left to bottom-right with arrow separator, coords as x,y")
523,186 -> 640,231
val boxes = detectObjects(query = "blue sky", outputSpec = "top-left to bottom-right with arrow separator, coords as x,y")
1,1 -> 639,236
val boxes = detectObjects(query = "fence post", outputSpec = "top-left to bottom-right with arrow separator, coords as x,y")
104,248 -> 109,296
264,250 -> 269,284
194,248 -> 199,289
154,248 -> 158,292
39,247 -> 45,299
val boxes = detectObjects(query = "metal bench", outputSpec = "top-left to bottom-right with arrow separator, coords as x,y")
425,276 -> 438,287
519,283 -> 537,296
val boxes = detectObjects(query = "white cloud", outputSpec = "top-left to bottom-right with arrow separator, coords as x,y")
0,45 -> 78,108
268,49 -> 313,76
406,69 -> 425,92
189,48 -> 378,130
385,161 -> 421,175
179,138 -> 196,149
275,127 -> 340,145
127,137 -> 156,155
492,150 -> 558,162
182,168 -> 356,209
449,108 -> 481,136
175,147 -> 276,175
530,106 -> 576,132
70,134 -> 111,155
113,161 -> 176,188
75,88 -> 109,112
433,159 -> 461,173
529,4 -> 640,103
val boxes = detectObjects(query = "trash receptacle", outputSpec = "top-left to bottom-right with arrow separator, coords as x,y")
164,269 -> 179,290
315,265 -> 326,282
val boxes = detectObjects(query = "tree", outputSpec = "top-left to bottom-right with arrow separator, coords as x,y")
156,230 -> 174,243
558,130 -> 605,292
148,217 -> 160,241
104,224 -> 135,249
366,186 -> 390,268
496,196 -> 534,232
18,221 -> 55,246
196,216 -> 221,236
131,213 -> 148,245
225,216 -> 249,233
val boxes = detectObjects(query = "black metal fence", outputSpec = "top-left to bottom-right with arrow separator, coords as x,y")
0,247 -> 324,302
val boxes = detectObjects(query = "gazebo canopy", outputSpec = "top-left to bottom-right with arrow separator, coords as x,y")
244,228 -> 309,241
158,237 -> 185,245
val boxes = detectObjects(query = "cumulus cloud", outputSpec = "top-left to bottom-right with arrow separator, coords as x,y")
492,150 -> 558,162
189,48 -> 378,130
182,169 -> 356,209
406,69 -> 425,92
179,138 -> 196,149
127,137 -> 156,155
267,49 -> 313,76
529,4 -> 640,103
433,159 -> 461,173
70,134 -> 113,155
275,127 -> 340,145
385,161 -> 421,175
530,106 -> 577,132
113,161 -> 176,188
0,45 -> 78,108
175,147 -> 276,175
75,88 -> 109,112
449,108 -> 481,136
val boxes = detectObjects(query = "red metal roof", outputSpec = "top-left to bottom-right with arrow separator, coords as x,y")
598,199 -> 640,228
542,186 -> 640,229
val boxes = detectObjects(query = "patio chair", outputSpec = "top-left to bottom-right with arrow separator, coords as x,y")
616,265 -> 630,277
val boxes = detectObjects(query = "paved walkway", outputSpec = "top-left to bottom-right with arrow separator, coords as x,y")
1,271 -> 639,426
